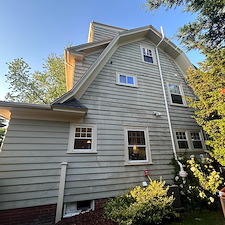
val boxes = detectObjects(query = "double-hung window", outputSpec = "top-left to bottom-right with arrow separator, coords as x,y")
175,131 -> 189,149
141,46 -> 156,64
124,127 -> 151,164
168,83 -> 185,105
116,72 -> 137,87
67,123 -> 97,153
190,132 -> 203,149
175,130 -> 204,151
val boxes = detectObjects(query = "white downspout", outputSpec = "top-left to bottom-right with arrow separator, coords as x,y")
155,27 -> 187,178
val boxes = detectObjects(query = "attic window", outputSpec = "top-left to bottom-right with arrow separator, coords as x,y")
141,46 -> 156,64
116,72 -> 137,87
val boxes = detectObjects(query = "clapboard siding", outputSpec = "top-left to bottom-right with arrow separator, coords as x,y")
92,24 -> 124,42
0,38 -> 200,211
74,51 -> 103,84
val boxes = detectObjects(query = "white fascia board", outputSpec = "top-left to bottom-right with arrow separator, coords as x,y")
55,25 -> 193,103
54,34 -> 120,103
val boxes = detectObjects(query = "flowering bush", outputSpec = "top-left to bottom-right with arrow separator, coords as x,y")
171,155 -> 224,209
104,179 -> 178,225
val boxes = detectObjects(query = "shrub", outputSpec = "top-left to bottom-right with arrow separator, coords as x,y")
171,155 -> 223,210
104,179 -> 178,225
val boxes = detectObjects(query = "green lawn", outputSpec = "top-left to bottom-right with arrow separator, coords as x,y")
166,210 -> 225,225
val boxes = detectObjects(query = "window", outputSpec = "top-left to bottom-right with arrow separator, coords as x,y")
124,127 -> 151,164
191,132 -> 203,149
168,83 -> 185,105
67,124 -> 97,153
175,132 -> 189,149
141,46 -> 156,64
116,72 -> 137,87
63,200 -> 94,218
175,130 -> 205,151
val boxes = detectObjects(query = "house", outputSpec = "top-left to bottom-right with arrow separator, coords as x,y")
0,22 -> 206,225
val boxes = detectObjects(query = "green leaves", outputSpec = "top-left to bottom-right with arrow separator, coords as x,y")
144,0 -> 225,51
104,179 -> 178,225
5,54 -> 66,104
186,49 -> 225,166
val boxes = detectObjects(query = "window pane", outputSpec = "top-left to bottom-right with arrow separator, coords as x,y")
87,128 -> 92,132
74,139 -> 92,149
128,131 -> 145,145
129,147 -> 146,161
169,84 -> 180,94
146,49 -> 152,56
127,76 -> 134,85
176,132 -> 186,139
144,55 -> 153,63
178,141 -> 189,149
77,200 -> 92,211
193,141 -> 203,149
119,75 -> 126,83
171,94 -> 183,104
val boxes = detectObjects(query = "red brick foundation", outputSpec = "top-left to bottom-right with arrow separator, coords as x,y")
55,198 -> 116,225
0,199 -> 115,225
0,204 -> 56,225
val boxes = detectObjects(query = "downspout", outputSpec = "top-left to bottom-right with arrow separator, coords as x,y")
155,27 -> 187,178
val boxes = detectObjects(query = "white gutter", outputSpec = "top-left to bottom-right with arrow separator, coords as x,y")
155,27 -> 187,178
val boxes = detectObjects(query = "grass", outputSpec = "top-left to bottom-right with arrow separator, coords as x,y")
166,209 -> 225,225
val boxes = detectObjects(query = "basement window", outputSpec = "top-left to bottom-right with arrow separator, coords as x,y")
63,200 -> 94,218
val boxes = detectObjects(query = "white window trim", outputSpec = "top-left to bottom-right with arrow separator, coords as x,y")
116,72 -> 138,87
124,126 -> 152,165
67,123 -> 97,153
174,130 -> 206,151
167,82 -> 187,106
140,45 -> 157,65
63,200 -> 95,218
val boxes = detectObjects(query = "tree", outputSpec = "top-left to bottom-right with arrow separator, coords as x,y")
5,54 -> 66,104
0,118 -> 7,145
144,0 -> 225,51
186,49 -> 225,166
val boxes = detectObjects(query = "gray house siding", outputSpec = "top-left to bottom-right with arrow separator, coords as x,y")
91,23 -> 125,42
0,39 -> 201,211
74,50 -> 103,85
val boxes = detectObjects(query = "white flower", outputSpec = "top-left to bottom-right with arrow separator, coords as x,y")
190,155 -> 195,158
209,197 -> 214,203
179,184 -> 184,188
175,176 -> 179,181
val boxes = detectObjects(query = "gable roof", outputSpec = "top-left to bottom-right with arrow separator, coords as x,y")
54,24 -> 194,104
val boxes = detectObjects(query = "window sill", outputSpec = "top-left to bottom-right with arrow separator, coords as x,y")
124,161 -> 153,166
141,60 -> 157,66
116,83 -> 138,88
67,151 -> 98,154
169,103 -> 188,108
177,149 -> 205,153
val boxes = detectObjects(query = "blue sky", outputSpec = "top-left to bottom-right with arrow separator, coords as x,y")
0,0 -> 205,101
